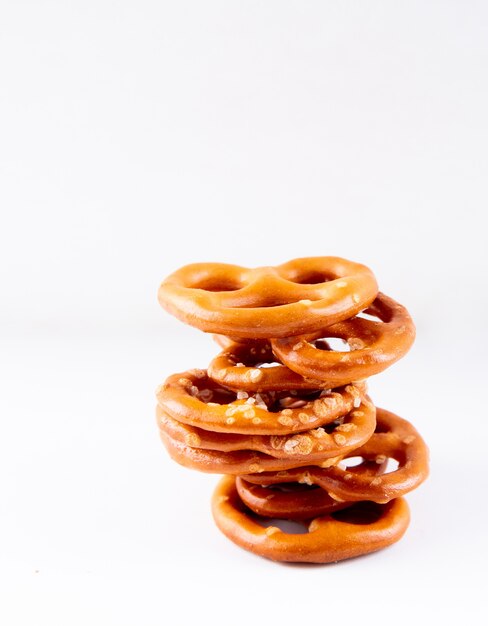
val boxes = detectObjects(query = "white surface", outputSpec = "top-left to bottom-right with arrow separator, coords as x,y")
1,1 -> 488,624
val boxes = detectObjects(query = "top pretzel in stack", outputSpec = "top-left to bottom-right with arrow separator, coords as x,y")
156,257 -> 429,563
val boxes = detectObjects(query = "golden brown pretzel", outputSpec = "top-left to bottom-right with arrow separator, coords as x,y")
236,453 -> 388,519
157,370 -> 366,435
235,477 -> 350,520
158,257 -> 378,338
157,395 -> 376,465
208,340 -> 326,392
241,408 -> 429,503
212,475 -> 410,563
159,429 -> 345,474
271,293 -> 415,386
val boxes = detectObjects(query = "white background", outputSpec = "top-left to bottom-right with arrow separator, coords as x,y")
1,1 -> 487,624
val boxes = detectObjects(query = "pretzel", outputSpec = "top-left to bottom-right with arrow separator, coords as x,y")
157,395 -> 376,466
241,408 -> 429,503
271,292 -> 415,386
236,452 -> 388,519
317,407 -> 429,503
212,475 -> 410,563
158,257 -> 378,338
208,340 -> 326,392
159,429 -> 345,474
157,370 -> 367,435
235,477 -> 350,519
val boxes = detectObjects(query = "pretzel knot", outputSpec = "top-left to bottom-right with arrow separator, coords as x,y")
156,256 -> 429,563
158,257 -> 378,338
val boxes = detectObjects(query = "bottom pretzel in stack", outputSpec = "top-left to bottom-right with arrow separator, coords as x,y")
156,257 -> 429,563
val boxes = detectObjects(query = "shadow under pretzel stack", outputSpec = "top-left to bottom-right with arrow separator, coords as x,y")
156,257 -> 429,563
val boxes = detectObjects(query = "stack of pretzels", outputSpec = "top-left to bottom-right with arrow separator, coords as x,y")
156,257 -> 429,563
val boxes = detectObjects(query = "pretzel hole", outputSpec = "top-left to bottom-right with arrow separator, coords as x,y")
288,271 -> 332,285
374,421 -> 391,434
356,311 -> 382,322
340,456 -> 364,468
210,390 -> 239,404
262,389 -> 329,413
313,339 -> 331,351
256,361 -> 281,369
268,482 -> 320,494
189,381 -> 236,405
313,337 -> 351,352
253,515 -> 309,535
331,501 -> 384,525
383,458 -> 400,473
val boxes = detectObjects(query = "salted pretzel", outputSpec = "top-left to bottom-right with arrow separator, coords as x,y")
157,370 -> 367,435
157,395 -> 376,466
212,475 -> 410,563
271,292 -> 415,386
158,257 -> 378,338
160,429 -> 344,475
208,340 -> 326,392
317,407 -> 429,503
236,454 -> 387,519
235,478 -> 351,520
241,408 -> 429,503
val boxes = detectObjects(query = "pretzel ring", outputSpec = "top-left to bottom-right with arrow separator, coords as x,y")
159,429 -> 345,474
271,293 -> 415,386
212,476 -> 410,563
235,478 -> 351,520
157,370 -> 366,435
158,257 -> 378,338
242,453 -> 387,485
314,407 -> 429,503
241,408 -> 429,503
237,454 -> 388,518
208,341 -> 326,392
157,395 -> 376,463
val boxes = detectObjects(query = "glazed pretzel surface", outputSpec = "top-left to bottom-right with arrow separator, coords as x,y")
157,370 -> 366,435
272,293 -> 415,386
212,475 -> 410,563
158,257 -> 378,338
235,478 -> 351,519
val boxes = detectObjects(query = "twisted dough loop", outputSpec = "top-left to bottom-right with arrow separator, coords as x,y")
158,257 -> 378,338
